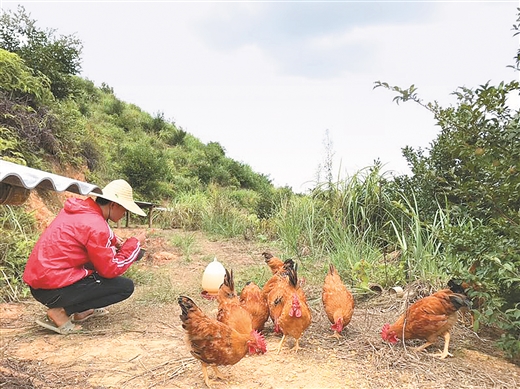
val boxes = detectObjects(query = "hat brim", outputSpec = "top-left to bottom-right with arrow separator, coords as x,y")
95,193 -> 147,217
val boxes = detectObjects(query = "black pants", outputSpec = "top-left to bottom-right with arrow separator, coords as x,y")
30,274 -> 134,316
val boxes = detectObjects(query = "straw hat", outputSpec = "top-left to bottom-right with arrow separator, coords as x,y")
95,179 -> 146,216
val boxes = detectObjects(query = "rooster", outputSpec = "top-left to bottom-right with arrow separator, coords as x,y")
322,263 -> 355,338
381,288 -> 471,359
178,295 -> 267,388
276,263 -> 311,353
239,281 -> 269,332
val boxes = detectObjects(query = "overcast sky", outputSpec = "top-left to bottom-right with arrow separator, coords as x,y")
2,1 -> 519,193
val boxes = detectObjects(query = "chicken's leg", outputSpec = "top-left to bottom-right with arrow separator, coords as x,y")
290,338 -> 302,353
431,332 -> 453,359
201,362 -> 212,388
328,331 -> 342,339
211,366 -> 228,380
413,341 -> 434,353
276,334 -> 286,354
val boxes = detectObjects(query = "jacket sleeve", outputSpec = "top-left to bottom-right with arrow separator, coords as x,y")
86,227 -> 141,279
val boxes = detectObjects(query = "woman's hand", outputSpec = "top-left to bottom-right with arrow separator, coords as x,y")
135,231 -> 147,246
115,236 -> 124,249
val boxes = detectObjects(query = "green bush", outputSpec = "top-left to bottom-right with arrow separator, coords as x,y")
0,49 -> 53,103
118,139 -> 169,199
375,75 -> 520,359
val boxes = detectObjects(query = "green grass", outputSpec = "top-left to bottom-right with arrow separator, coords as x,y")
170,232 -> 198,262
126,263 -> 179,305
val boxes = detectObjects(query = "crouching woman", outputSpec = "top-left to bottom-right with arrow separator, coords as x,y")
23,179 -> 147,334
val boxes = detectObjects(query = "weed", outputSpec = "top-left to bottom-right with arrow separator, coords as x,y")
170,232 -> 198,262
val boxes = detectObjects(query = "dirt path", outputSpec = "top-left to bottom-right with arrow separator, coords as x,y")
1,228 -> 519,389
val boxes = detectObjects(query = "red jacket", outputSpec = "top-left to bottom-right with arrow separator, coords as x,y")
23,197 -> 141,289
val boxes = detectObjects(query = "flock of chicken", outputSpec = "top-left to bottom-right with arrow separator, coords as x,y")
178,251 -> 471,387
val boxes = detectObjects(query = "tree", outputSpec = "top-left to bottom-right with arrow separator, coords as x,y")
0,5 -> 83,99
0,49 -> 60,164
118,140 -> 169,199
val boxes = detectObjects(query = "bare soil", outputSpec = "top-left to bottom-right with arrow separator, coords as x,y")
1,228 -> 519,389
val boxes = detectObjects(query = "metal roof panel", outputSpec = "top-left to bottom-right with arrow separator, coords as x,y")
0,160 -> 102,196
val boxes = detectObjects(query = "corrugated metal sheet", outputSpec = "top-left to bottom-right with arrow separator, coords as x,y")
0,160 -> 102,196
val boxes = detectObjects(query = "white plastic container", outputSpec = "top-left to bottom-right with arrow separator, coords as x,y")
201,257 -> 226,295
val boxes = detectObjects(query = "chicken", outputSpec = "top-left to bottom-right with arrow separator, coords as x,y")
276,263 -> 312,353
217,269 -> 253,335
262,251 -> 285,274
262,258 -> 294,333
178,295 -> 267,388
381,288 -> 471,359
322,263 -> 355,338
239,281 -> 269,332
266,273 -> 290,334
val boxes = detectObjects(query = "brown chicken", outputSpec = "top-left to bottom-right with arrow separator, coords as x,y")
178,295 -> 267,388
266,273 -> 290,334
239,281 -> 269,332
217,269 -> 253,335
263,258 -> 294,333
322,263 -> 355,338
276,264 -> 312,353
381,288 -> 471,359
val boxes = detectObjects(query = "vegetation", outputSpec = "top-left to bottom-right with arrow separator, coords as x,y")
373,77 -> 520,359
0,6 -> 518,359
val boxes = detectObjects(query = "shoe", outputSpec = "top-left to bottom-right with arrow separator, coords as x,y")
72,308 -> 109,323
35,316 -> 81,335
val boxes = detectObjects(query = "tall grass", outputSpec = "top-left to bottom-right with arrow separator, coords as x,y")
272,195 -> 327,260
0,205 -> 38,302
268,165 -> 459,291
386,192 -> 447,282
202,187 -> 259,239
328,165 -> 392,239
162,192 -> 209,230
156,189 -> 262,240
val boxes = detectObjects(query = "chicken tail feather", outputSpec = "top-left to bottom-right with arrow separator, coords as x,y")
287,263 -> 298,288
449,293 -> 472,310
224,268 -> 235,292
178,295 -> 199,324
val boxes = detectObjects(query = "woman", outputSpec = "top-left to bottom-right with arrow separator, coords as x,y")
23,179 -> 147,334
